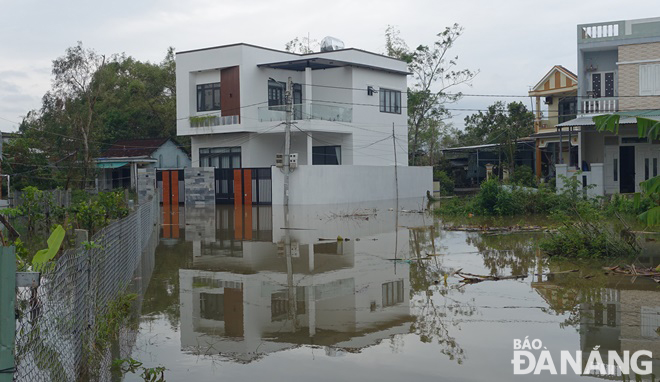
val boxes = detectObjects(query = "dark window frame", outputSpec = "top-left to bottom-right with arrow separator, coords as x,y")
268,80 -> 286,109
379,88 -> 402,114
312,145 -> 341,165
199,147 -> 241,169
197,82 -> 221,112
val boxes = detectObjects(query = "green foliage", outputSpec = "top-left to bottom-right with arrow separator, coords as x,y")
31,225 -> 66,271
509,165 -> 536,187
458,101 -> 534,172
540,220 -> 639,259
98,191 -> 129,219
7,43 -> 180,189
112,358 -> 166,382
435,175 -> 599,218
72,200 -> 107,234
434,170 -> 455,195
95,293 -> 138,349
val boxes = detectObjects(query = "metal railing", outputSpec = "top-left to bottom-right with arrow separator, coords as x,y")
258,103 -> 352,123
582,97 -> 618,114
13,196 -> 159,382
189,112 -> 239,128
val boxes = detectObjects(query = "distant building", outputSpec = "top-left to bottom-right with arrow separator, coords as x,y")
96,138 -> 190,190
551,17 -> 660,196
528,66 -> 578,182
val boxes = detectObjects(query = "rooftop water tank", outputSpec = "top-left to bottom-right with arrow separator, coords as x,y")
320,36 -> 345,52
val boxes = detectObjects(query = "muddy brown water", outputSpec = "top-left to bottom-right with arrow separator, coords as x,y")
123,203 -> 660,381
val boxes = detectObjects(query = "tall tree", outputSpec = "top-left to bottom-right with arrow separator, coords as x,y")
12,44 -> 179,190
385,25 -> 477,166
459,101 -> 534,172
51,42 -> 107,186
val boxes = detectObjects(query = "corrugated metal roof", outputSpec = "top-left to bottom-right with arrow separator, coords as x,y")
556,110 -> 660,128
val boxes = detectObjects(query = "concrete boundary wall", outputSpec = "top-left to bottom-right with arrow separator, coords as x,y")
137,168 -> 157,204
271,165 -> 432,205
184,167 -> 215,206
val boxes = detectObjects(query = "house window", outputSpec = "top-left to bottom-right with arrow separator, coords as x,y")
196,82 -> 221,112
645,158 -> 650,180
558,97 -> 577,124
654,158 -> 658,177
614,158 -> 618,182
382,280 -> 404,307
639,64 -> 660,96
312,146 -> 341,165
268,79 -> 286,109
379,88 -> 402,114
199,147 -> 241,169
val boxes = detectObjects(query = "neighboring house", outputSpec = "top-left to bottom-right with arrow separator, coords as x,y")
175,42 -> 431,205
528,66 -> 578,182
555,17 -> 660,196
96,138 -> 190,190
439,140 -> 536,186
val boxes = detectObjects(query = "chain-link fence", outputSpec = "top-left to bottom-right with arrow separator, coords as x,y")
13,196 -> 159,382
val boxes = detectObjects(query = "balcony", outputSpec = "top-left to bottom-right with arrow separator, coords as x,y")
258,103 -> 352,123
581,97 -> 618,115
579,18 -> 660,44
189,112 -> 239,128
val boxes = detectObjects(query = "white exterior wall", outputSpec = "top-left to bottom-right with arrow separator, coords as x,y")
178,44 -> 409,168
272,165 -> 432,205
151,140 -> 191,168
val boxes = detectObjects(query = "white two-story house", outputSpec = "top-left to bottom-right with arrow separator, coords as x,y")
176,42 -> 431,205
555,17 -> 660,196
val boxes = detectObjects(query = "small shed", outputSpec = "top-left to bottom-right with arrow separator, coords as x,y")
96,138 -> 190,191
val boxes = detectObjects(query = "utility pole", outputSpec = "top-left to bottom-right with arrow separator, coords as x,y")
284,77 -> 293,206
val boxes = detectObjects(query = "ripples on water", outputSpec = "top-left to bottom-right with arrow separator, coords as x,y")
122,201 -> 660,382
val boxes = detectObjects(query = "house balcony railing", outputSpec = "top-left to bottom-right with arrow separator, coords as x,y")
581,97 -> 618,115
579,21 -> 623,41
258,103 -> 352,123
189,112 -> 239,128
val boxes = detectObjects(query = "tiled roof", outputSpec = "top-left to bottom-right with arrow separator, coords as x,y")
101,138 -> 170,158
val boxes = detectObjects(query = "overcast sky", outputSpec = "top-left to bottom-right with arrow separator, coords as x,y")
0,0 -> 657,133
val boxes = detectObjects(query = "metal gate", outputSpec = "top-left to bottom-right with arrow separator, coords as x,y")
157,169 -> 184,205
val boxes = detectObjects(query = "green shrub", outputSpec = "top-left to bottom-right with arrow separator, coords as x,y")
540,221 -> 639,259
510,165 -> 536,187
434,170 -> 455,195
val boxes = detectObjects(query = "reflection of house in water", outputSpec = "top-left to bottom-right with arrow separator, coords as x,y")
179,201 -> 425,362
533,274 -> 660,379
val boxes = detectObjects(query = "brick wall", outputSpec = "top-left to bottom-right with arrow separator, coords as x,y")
618,42 -> 660,110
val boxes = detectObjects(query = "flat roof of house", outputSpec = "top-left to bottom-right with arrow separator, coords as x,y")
257,56 -> 410,75
177,42 -> 407,62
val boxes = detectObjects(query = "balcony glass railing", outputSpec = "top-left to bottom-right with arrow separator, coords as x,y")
258,103 -> 352,123
189,112 -> 239,128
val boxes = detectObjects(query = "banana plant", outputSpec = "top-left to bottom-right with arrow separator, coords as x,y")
32,225 -> 66,271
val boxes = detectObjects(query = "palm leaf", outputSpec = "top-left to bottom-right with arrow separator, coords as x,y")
640,175 -> 660,195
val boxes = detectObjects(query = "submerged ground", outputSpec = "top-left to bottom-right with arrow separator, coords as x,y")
121,203 -> 660,381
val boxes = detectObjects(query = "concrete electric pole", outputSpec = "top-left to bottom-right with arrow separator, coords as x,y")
283,77 -> 293,206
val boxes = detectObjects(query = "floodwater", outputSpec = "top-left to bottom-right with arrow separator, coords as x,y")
124,201 -> 660,381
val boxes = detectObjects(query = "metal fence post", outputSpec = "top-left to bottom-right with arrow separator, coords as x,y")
0,246 -> 16,382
